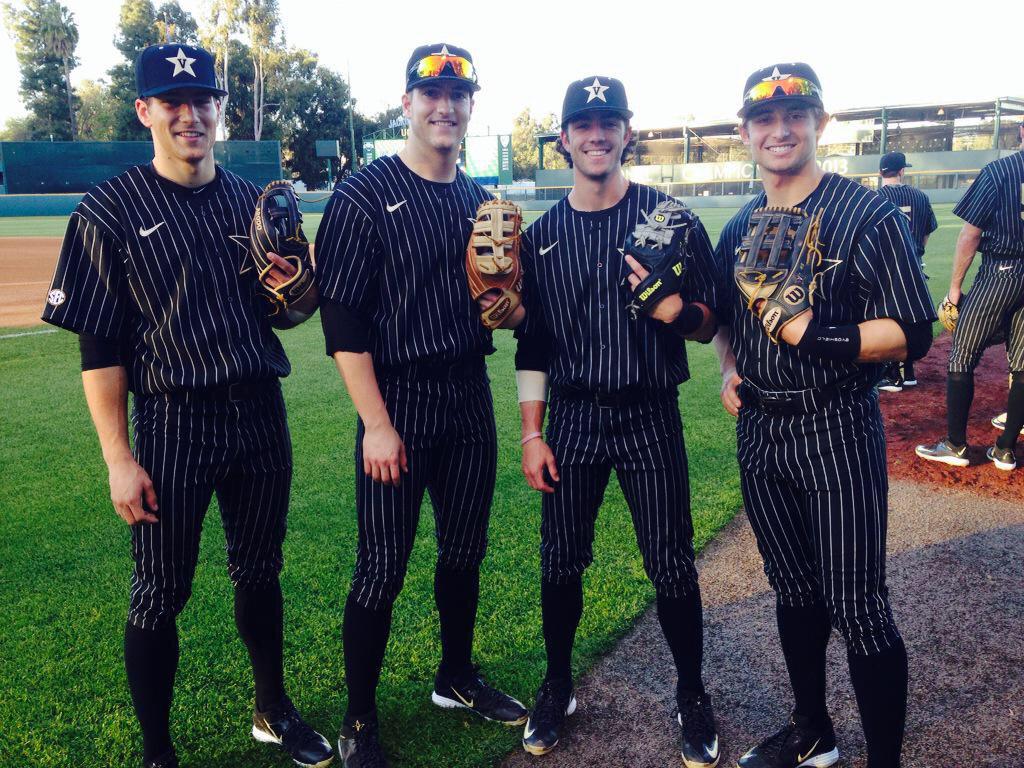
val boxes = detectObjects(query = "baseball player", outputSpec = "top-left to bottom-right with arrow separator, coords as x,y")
876,151 -> 938,392
512,76 -> 722,767
916,120 -> 1024,471
713,64 -> 934,768
314,43 -> 528,768
40,44 -> 332,768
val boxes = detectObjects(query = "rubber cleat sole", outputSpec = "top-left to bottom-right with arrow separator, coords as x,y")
431,691 -> 528,726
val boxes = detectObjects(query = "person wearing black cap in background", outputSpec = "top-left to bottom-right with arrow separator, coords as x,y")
712,63 -> 934,768
513,75 -> 723,766
876,151 -> 937,391
41,42 -> 332,768
314,42 -> 528,768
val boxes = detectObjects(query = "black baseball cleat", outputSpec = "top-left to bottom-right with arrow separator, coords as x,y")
143,750 -> 178,768
522,677 -> 577,755
337,715 -> 389,768
677,692 -> 721,768
252,698 -> 334,768
986,444 -> 1017,471
431,664 -> 528,725
736,715 -> 839,768
915,438 -> 969,467
877,365 -> 903,392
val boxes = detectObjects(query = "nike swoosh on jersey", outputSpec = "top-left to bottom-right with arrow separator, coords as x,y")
539,242 -> 558,255
386,200 -> 407,213
999,264 -> 1013,270
139,222 -> 166,237
797,738 -> 821,763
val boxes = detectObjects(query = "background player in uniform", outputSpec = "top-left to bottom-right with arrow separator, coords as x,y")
314,43 -> 527,768
40,43 -> 332,768
916,121 -> 1024,471
876,151 -> 937,391
512,76 -> 722,767
713,63 -> 934,768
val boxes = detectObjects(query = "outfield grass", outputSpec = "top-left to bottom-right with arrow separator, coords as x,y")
0,201 -> 965,768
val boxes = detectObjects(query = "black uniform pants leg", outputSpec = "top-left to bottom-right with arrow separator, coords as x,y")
998,303 -> 1024,450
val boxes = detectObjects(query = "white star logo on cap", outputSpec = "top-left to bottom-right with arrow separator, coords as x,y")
583,78 -> 609,103
432,45 -> 452,56
165,47 -> 197,78
762,66 -> 790,82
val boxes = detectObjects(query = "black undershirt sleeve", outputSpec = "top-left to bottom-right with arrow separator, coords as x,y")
897,319 -> 933,362
79,333 -> 122,371
320,297 -> 371,356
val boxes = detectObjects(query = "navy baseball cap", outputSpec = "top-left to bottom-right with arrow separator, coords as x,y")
136,43 -> 226,99
561,76 -> 633,127
738,63 -> 824,118
880,151 -> 912,173
405,43 -> 480,92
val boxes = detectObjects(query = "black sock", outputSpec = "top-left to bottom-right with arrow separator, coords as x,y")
434,565 -> 480,677
541,577 -> 583,682
848,638 -> 908,768
776,601 -> 831,728
343,591 -> 393,719
946,372 -> 974,446
125,621 -> 179,762
655,589 -> 705,698
997,371 -> 1024,452
234,579 -> 286,712
903,360 -> 915,381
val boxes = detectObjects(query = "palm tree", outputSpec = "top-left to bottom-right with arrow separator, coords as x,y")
37,2 -> 79,140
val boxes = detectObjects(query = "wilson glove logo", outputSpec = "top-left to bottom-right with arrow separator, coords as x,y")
672,263 -> 683,276
639,279 -> 663,301
783,286 -> 806,305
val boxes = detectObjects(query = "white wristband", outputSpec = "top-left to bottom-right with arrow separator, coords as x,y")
516,369 -> 549,403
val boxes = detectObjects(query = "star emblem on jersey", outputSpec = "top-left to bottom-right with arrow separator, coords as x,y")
583,78 -> 609,103
165,48 -> 197,78
762,66 -> 790,82
46,288 -> 66,307
231,235 -> 254,273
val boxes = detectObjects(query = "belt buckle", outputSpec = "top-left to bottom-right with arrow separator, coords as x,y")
757,392 -> 791,416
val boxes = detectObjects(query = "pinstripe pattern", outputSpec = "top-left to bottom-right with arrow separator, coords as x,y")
953,150 -> 1024,258
350,376 -> 496,611
877,183 -> 937,259
128,378 -> 292,629
42,164 -> 288,394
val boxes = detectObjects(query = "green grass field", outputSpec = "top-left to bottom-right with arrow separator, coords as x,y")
0,202 -> 964,768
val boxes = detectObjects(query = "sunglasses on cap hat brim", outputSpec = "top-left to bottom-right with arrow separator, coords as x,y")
739,75 -> 822,117
407,52 -> 479,89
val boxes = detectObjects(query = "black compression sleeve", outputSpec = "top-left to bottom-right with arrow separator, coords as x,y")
796,322 -> 861,362
669,302 -> 707,337
896,319 -> 933,362
514,328 -> 552,372
79,333 -> 121,371
320,298 -> 370,356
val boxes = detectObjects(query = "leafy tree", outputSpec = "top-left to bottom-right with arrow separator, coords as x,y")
200,0 -> 241,138
0,115 -> 34,140
243,0 -> 278,141
511,108 -> 564,180
76,79 -> 117,140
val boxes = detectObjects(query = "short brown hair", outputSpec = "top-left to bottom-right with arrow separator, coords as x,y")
554,118 -> 637,168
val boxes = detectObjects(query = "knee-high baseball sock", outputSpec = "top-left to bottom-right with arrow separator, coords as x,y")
343,591 -> 393,719
234,579 -> 286,712
848,638 -> 908,768
541,577 -> 583,683
656,589 -> 705,698
996,371 -> 1024,452
777,601 -> 832,728
434,565 -> 480,677
946,371 -> 974,446
125,621 -> 178,762
903,359 -> 915,382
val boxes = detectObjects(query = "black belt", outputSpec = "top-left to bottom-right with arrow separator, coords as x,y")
552,385 -> 676,408
739,380 -> 866,416
161,378 -> 280,403
376,356 -> 486,381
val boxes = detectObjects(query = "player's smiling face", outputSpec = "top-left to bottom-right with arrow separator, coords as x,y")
136,89 -> 220,163
740,101 -> 826,177
403,81 -> 474,153
561,113 -> 631,180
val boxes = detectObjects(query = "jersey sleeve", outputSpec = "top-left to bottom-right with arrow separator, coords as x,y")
953,166 -> 997,229
41,211 -> 129,338
854,211 -> 936,324
925,199 -> 938,236
712,221 -> 743,325
680,218 -> 723,318
313,189 -> 380,315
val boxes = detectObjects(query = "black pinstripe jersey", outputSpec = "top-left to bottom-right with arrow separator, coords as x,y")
953,150 -> 1024,258
515,183 -> 722,392
876,183 -> 937,257
41,164 -> 289,395
716,173 -> 935,392
314,154 -> 494,367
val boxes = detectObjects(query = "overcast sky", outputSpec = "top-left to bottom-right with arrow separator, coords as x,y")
1,0 -> 1020,134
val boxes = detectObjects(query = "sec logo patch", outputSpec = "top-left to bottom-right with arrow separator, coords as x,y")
47,289 -> 67,307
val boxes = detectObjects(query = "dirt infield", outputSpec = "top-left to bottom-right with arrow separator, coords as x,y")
880,332 -> 1023,500
0,237 -> 61,327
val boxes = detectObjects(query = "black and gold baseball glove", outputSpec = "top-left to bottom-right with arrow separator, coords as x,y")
734,206 -> 824,343
247,180 -> 315,317
624,199 -> 695,320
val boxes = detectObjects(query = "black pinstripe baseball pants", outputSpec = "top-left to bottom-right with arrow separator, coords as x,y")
349,374 -> 497,611
736,389 -> 901,656
127,385 -> 291,630
949,258 -> 1024,373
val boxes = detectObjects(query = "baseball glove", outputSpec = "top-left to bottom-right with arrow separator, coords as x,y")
936,295 -> 959,333
466,199 -> 523,330
734,206 -> 824,343
624,199 -> 695,320
247,180 -> 315,317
